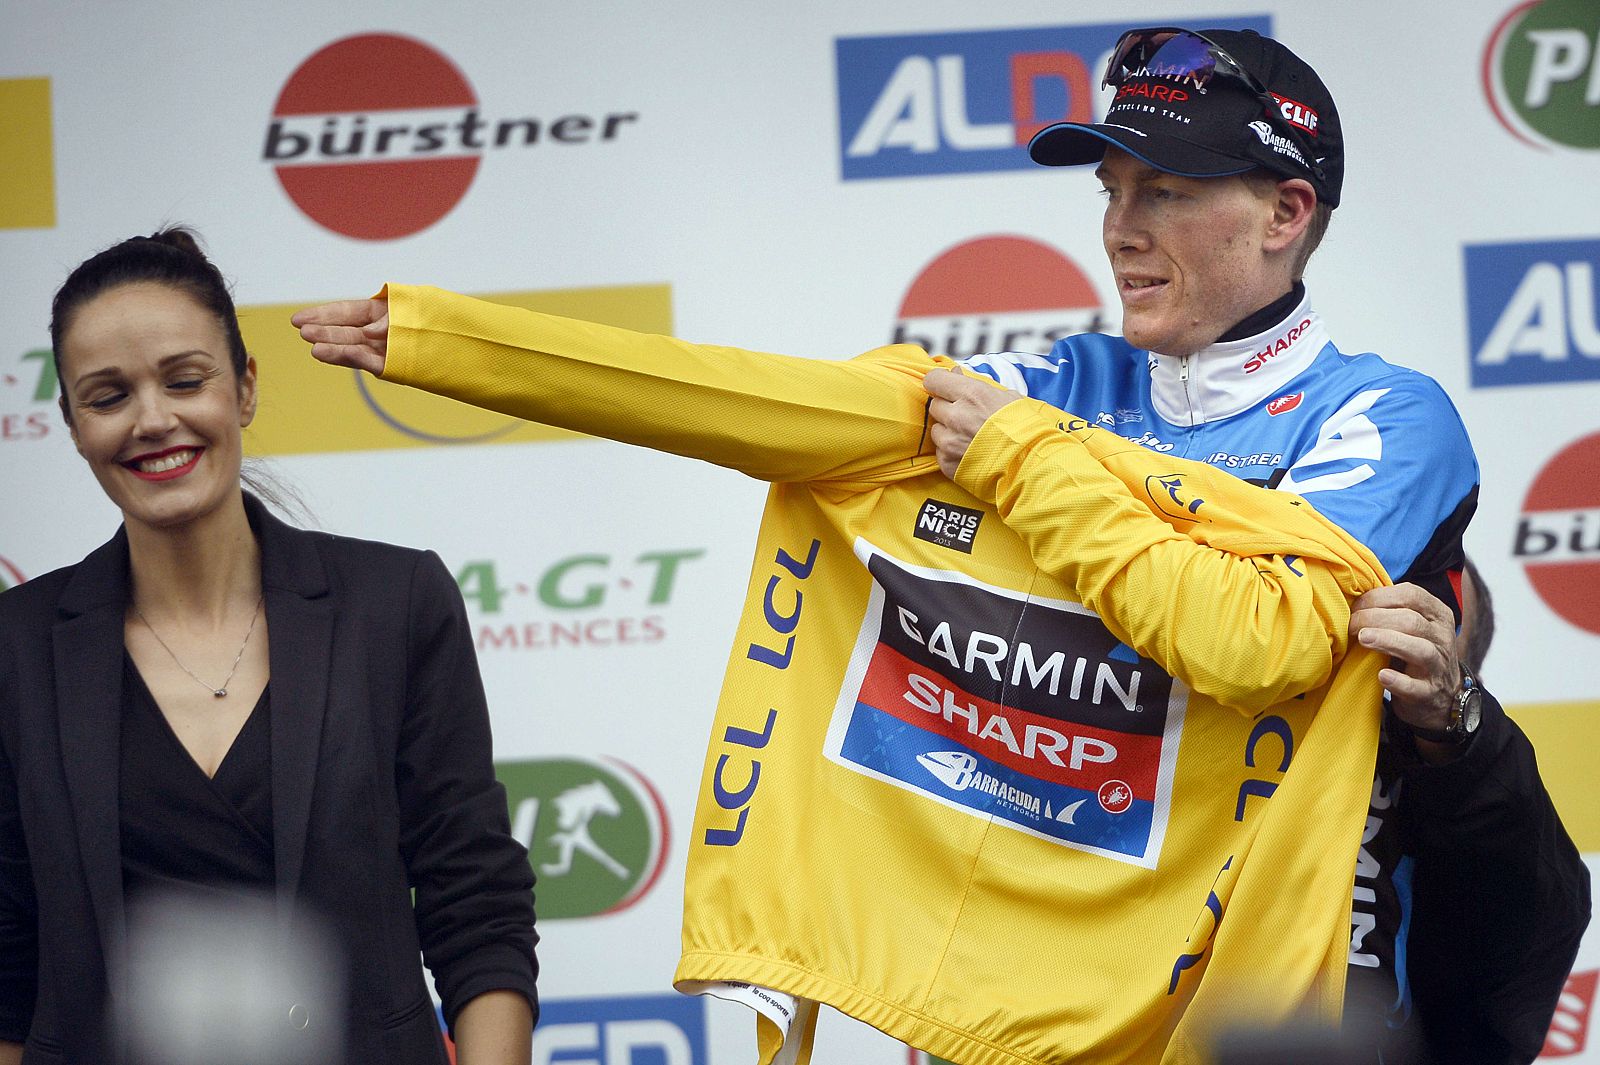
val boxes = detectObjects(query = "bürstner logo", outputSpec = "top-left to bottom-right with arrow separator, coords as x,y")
1483,0 -> 1600,151
499,756 -> 669,919
265,33 -> 639,240
893,235 -> 1106,359
0,554 -> 25,593
1513,432 -> 1600,636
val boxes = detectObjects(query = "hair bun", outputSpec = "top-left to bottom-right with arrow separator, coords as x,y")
149,225 -> 207,261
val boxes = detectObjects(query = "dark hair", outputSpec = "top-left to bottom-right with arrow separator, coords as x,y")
50,226 -> 248,422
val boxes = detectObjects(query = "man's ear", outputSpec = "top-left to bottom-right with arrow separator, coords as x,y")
1265,178 -> 1317,253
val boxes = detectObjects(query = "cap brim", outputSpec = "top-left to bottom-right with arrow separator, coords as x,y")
1028,121 -> 1256,179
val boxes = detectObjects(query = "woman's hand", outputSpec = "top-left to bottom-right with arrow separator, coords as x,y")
291,299 -> 390,376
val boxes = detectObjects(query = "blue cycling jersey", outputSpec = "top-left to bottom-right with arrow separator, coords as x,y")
963,292 -> 1479,588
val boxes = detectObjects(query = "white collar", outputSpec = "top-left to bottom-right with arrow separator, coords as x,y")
1146,292 -> 1328,426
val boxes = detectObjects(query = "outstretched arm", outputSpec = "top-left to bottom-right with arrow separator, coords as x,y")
297,285 -> 944,485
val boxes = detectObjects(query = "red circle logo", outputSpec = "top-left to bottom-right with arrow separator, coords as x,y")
1097,779 -> 1132,815
893,235 -> 1107,359
1516,431 -> 1600,635
268,34 -> 480,240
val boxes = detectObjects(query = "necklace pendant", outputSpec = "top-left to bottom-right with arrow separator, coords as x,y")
213,689 -> 227,698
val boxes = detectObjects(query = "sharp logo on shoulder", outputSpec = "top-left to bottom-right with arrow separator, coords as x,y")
836,16 -> 1268,180
1465,238 -> 1600,387
265,34 -> 639,239
1244,317 -> 1313,374
914,499 -> 984,553
498,756 -> 670,919
825,541 -> 1186,866
1483,0 -> 1600,152
0,78 -> 55,230
528,994 -> 707,1065
893,235 -> 1107,360
236,284 -> 671,455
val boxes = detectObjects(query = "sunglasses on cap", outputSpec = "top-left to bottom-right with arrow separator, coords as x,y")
1103,27 -> 1327,184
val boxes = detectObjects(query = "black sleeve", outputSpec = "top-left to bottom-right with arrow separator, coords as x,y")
1398,687 -> 1591,1065
0,712 -> 38,1042
395,550 -> 538,1033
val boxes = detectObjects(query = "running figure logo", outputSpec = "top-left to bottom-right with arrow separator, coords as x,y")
497,756 -> 669,918
539,780 -> 629,879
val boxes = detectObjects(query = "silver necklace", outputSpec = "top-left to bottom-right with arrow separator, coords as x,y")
134,593 -> 265,698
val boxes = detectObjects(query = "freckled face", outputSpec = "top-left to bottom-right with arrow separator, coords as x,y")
59,282 -> 256,533
1097,148 -> 1284,357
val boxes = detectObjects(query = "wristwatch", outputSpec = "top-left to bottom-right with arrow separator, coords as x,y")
1410,667 -> 1483,745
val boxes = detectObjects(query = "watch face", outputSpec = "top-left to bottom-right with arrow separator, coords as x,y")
1461,686 -> 1484,734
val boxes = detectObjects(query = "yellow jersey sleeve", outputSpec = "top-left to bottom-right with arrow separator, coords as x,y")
956,397 -> 1389,714
382,283 -> 945,486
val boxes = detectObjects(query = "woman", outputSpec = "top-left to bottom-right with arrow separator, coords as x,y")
0,229 -> 537,1065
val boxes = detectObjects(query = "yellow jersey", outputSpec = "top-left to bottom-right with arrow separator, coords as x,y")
380,284 -> 1389,1065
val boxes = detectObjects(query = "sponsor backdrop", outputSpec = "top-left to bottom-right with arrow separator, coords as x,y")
3,0 -> 1597,1060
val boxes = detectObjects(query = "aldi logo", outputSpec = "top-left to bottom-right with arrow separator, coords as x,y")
823,541 -> 1185,866
1465,238 -> 1600,387
835,16 -> 1266,180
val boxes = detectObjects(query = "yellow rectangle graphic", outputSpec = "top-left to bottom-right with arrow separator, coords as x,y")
242,284 -> 672,456
1507,699 -> 1600,854
0,78 -> 57,229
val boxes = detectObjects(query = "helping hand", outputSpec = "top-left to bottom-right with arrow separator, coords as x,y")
291,299 -> 390,376
1348,583 -> 1464,758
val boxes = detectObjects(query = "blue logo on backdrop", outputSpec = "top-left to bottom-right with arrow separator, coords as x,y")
835,16 -> 1269,180
528,994 -> 707,1065
1465,238 -> 1600,388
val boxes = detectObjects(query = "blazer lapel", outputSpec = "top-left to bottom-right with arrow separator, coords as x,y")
251,497 -> 333,909
53,529 -> 133,990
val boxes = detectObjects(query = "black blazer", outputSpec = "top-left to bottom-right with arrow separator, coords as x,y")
0,495 -> 537,1064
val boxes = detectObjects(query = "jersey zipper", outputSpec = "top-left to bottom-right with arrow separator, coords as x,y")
1180,355 -> 1197,426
